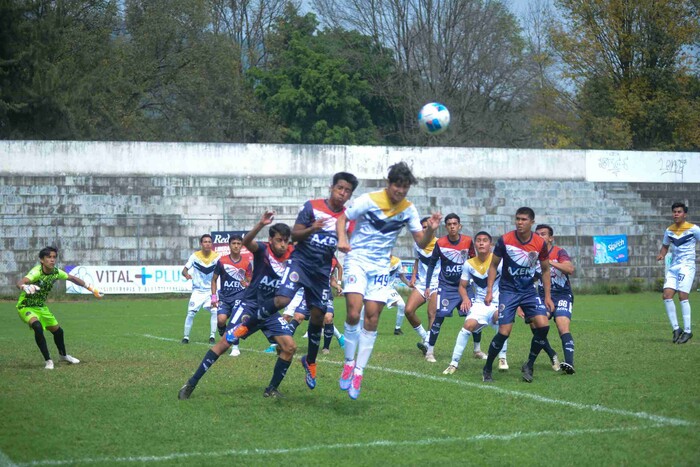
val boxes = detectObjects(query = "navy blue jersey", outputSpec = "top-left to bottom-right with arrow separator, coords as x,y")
291,199 -> 345,278
536,245 -> 573,297
214,255 -> 252,301
242,241 -> 293,306
494,231 -> 548,294
426,235 -> 475,287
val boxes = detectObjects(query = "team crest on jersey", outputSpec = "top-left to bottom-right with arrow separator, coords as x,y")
289,271 -> 300,283
346,275 -> 357,284
528,251 -> 538,264
441,298 -> 449,307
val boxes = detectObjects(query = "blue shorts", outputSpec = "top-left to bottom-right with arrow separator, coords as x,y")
276,259 -> 331,312
436,284 -> 463,318
217,299 -> 241,317
549,293 -> 573,320
498,290 -> 548,324
225,301 -> 293,341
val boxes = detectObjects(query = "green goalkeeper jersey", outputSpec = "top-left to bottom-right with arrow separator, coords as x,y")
16,265 -> 69,309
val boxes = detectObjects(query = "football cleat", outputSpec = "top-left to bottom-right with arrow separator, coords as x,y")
229,346 -> 241,357
473,350 -> 487,360
209,337 -> 216,345
498,357 -> 509,371
551,353 -> 561,371
263,344 -> 278,353
60,355 -> 80,364
672,328 -> 683,343
340,363 -> 354,391
425,352 -> 437,363
560,362 -> 576,374
181,337 -> 189,344
44,360 -> 54,370
677,331 -> 693,344
482,369 -> 493,382
338,335 -> 346,348
443,364 -> 457,375
178,383 -> 195,400
263,386 -> 284,398
394,328 -> 404,336
348,373 -> 363,400
416,342 -> 428,356
301,355 -> 317,390
321,348 -> 330,355
521,363 -> 534,383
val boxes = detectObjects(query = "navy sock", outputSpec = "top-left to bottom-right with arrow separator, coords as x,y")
268,357 -> 292,389
531,327 -> 556,358
485,333 -> 508,372
428,316 -> 444,346
32,321 -> 50,361
473,330 -> 482,344
561,333 -> 575,366
188,349 -> 220,387
322,323 -> 334,350
289,319 -> 301,335
50,327 -> 66,356
306,322 -> 322,364
527,326 -> 550,368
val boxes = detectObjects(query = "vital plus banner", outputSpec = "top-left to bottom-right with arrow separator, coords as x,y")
66,265 -> 191,294
593,235 -> 629,264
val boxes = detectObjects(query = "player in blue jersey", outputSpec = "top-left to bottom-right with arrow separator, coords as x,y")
421,213 -> 475,363
482,207 -> 554,383
232,172 -> 358,390
657,202 -> 700,344
178,213 -> 296,399
181,234 -> 220,345
336,162 -> 441,399
211,235 -> 252,356
16,246 -> 103,369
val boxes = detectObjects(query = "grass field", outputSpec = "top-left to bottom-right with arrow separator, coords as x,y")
1,292 -> 698,466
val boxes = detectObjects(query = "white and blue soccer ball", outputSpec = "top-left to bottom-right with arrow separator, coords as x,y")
417,102 -> 450,135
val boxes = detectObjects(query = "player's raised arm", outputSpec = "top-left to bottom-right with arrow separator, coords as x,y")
485,254 -> 501,306
336,212 -> 351,253
243,210 -> 275,253
412,212 -> 441,249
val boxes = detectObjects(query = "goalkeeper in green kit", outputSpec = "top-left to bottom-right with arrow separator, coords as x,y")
16,246 -> 104,369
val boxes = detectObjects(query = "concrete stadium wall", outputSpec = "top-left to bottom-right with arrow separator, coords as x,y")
1,141 -> 699,295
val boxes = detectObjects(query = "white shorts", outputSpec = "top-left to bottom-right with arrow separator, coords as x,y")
413,282 -> 438,299
465,302 -> 498,328
283,289 -> 305,317
188,290 -> 213,313
664,264 -> 696,294
343,259 -> 391,303
386,288 -> 405,309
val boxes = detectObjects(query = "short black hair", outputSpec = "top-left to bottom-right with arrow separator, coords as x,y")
671,202 -> 688,213
387,161 -> 417,186
474,231 -> 492,242
333,172 -> 359,192
535,224 -> 553,236
444,213 -> 460,224
39,246 -> 58,259
516,207 -> 535,220
269,223 -> 291,240
420,216 -> 430,225
229,234 -> 243,243
200,234 -> 212,243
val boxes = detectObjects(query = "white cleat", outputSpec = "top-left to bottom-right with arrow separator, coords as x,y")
229,346 -> 241,357
443,364 -> 458,375
425,352 -> 437,363
60,355 -> 80,364
498,357 -> 509,371
473,351 -> 487,360
551,354 -> 561,371
45,360 -> 54,370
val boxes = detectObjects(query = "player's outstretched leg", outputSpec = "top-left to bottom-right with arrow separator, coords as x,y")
50,327 -> 79,364
264,336 -> 296,398
348,328 -> 377,400
31,321 -> 52,368
425,317 -> 444,363
178,347 -> 223,400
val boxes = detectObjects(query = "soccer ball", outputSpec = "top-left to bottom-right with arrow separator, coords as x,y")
417,102 -> 450,135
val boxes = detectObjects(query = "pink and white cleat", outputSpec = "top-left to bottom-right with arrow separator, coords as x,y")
339,362 -> 354,391
348,373 -> 364,400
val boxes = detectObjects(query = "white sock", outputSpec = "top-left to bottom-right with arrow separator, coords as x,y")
473,341 -> 481,352
209,308 -> 217,337
184,311 -> 196,338
413,324 -> 428,341
333,326 -> 342,339
680,300 -> 691,332
395,303 -> 405,329
427,344 -> 435,354
450,328 -> 471,366
355,328 -> 378,372
664,299 -> 680,330
343,321 -> 360,364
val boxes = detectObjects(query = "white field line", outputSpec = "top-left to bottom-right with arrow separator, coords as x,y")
15,424 -> 669,466
0,448 -> 19,467
143,333 -> 695,427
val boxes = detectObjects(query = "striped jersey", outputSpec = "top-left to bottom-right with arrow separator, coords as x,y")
184,251 -> 220,292
345,190 -> 422,269
413,238 -> 439,287
662,222 -> 700,267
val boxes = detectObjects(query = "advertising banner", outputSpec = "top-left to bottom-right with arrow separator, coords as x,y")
593,235 -> 629,264
211,230 -> 253,262
66,265 -> 191,294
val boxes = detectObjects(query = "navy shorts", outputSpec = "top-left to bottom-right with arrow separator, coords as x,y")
225,301 -> 292,341
293,297 -> 335,320
436,284 -> 462,318
217,299 -> 241,317
276,259 -> 331,312
549,293 -> 573,320
498,290 -> 548,324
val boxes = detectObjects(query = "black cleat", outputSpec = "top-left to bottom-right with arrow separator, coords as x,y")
394,328 -> 404,336
672,328 -> 683,343
209,337 -> 216,345
416,342 -> 428,355
521,363 -> 534,383
560,362 -> 576,374
263,386 -> 284,398
677,331 -> 693,344
178,383 -> 195,400
482,369 -> 493,383
181,337 -> 189,344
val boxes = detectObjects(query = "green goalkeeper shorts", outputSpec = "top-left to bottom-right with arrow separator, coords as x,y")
17,306 -> 58,329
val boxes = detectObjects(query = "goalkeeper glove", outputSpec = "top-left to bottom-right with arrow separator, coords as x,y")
22,284 -> 40,295
85,283 -> 104,298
